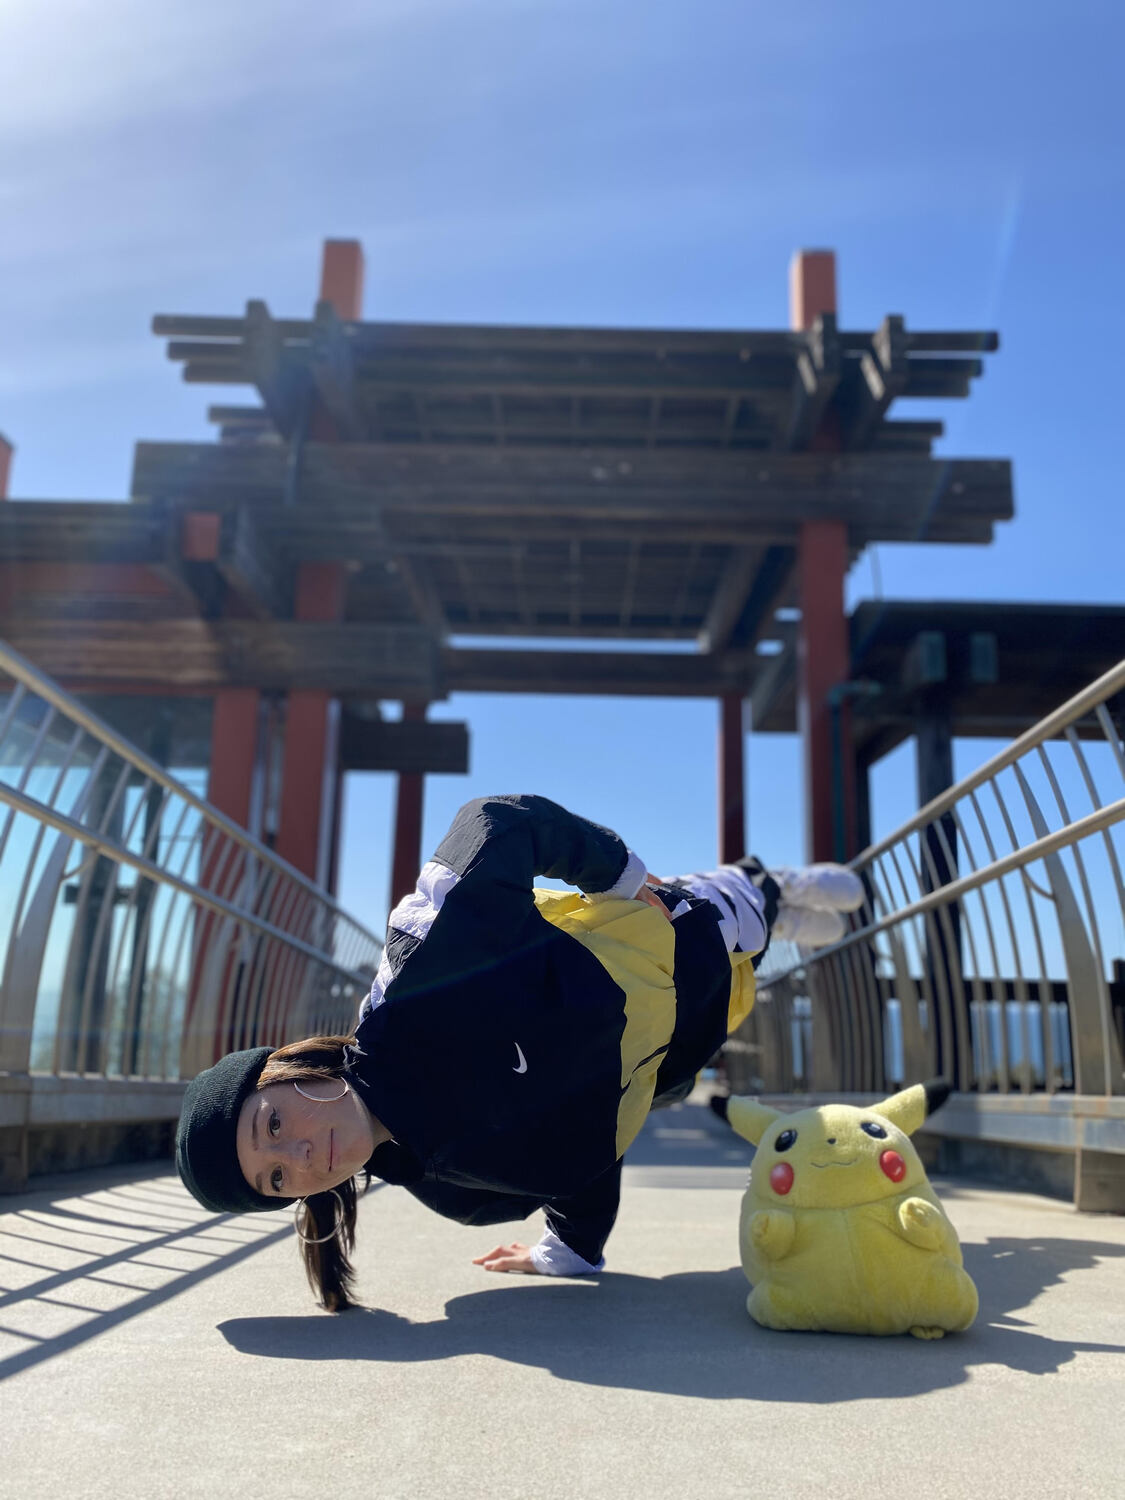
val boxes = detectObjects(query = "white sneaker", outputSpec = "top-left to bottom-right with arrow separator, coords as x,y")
773,864 -> 865,913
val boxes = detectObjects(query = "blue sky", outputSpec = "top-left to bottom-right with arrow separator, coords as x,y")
2,0 -> 1121,930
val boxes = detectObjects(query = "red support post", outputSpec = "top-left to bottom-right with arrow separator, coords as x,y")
718,692 -> 746,863
187,688 -> 265,1061
789,249 -> 837,332
0,434 -> 12,499
276,562 -> 348,887
789,248 -> 853,862
207,690 -> 264,829
798,520 -> 853,862
319,240 -> 365,320
390,703 -> 428,908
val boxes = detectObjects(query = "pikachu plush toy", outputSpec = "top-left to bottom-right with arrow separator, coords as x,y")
723,1081 -> 978,1339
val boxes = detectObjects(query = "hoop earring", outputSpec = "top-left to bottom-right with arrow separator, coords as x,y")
293,1078 -> 349,1103
295,1188 -> 346,1245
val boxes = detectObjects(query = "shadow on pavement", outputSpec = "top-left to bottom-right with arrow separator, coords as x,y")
0,1164 -> 307,1381
220,1231 -> 1125,1402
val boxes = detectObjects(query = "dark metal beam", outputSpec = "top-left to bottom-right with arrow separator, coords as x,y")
310,300 -> 365,440
240,300 -> 310,439
844,316 -> 909,451
444,646 -> 754,698
339,714 -> 469,773
782,312 -> 841,450
698,548 -> 760,653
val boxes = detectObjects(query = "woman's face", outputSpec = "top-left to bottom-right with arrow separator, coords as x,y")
235,1079 -> 377,1200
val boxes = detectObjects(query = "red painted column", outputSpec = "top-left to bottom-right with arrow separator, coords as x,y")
207,690 -> 263,828
272,241 -> 364,888
0,434 -> 13,499
789,250 -> 837,335
718,693 -> 746,863
183,493 -> 269,1050
390,703 -> 428,907
319,240 -> 365,319
797,520 -> 853,861
187,688 -> 264,1059
790,250 -> 854,862
276,562 -> 347,887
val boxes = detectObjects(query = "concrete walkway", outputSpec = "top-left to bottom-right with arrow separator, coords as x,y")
1,1101 -> 1123,1500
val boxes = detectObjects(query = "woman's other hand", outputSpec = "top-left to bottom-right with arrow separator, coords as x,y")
472,1241 -> 540,1274
634,883 -> 672,921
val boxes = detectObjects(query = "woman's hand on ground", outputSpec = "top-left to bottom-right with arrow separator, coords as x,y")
472,1241 -> 540,1274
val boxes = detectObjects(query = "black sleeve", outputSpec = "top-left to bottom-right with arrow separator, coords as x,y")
429,794 -> 641,928
544,1161 -> 622,1266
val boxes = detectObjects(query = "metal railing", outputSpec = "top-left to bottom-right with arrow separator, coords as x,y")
0,642 -> 380,1110
729,661 -> 1125,1123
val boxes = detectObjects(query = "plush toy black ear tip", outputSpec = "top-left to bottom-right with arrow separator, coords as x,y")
709,1094 -> 730,1124
923,1078 -> 952,1116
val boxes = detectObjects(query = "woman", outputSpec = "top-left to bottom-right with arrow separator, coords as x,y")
175,794 -> 861,1310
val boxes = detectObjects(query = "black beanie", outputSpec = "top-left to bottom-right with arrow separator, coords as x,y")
176,1046 -> 294,1214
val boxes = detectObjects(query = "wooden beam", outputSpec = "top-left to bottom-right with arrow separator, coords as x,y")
170,510 -> 226,619
154,311 -> 997,360
309,299 -> 365,439
0,502 -> 175,564
720,544 -> 797,651
618,539 -> 641,628
217,507 -> 294,620
844,315 -> 909,450
339,715 -> 468,773
207,404 -> 271,426
392,553 -> 448,637
443,646 -> 754,697
698,548 -> 760,653
646,395 -> 662,448
242,300 -> 310,438
3,620 -> 442,695
782,312 -> 841,450
129,442 -> 1014,542
747,633 -> 797,730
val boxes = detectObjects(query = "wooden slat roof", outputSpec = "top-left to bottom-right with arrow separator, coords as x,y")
153,304 -> 996,456
0,302 -> 1020,746
750,601 -> 1125,752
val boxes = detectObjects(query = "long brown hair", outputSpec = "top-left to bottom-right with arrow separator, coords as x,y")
258,1034 -> 367,1312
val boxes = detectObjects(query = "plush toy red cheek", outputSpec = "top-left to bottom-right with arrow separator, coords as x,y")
770,1162 -> 795,1194
880,1150 -> 907,1182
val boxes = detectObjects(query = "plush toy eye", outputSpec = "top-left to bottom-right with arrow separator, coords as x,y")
775,1128 -> 798,1152
861,1121 -> 887,1139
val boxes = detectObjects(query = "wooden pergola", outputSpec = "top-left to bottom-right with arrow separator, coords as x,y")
0,242 -> 1013,897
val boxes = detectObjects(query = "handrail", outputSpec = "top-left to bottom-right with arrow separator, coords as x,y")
0,639 -> 367,927
0,640 -> 382,1090
0,779 -> 373,986
731,660 -> 1125,1109
859,658 -> 1125,862
766,797 -> 1125,979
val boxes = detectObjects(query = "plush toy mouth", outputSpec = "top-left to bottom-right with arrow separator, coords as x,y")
810,1156 -> 857,1168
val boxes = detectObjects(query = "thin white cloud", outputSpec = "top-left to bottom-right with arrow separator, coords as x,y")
0,0 -> 520,134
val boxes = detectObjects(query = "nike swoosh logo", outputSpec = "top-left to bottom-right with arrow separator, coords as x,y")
512,1043 -> 528,1074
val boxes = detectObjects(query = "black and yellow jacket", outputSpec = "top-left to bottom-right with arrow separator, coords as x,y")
344,795 -> 757,1266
